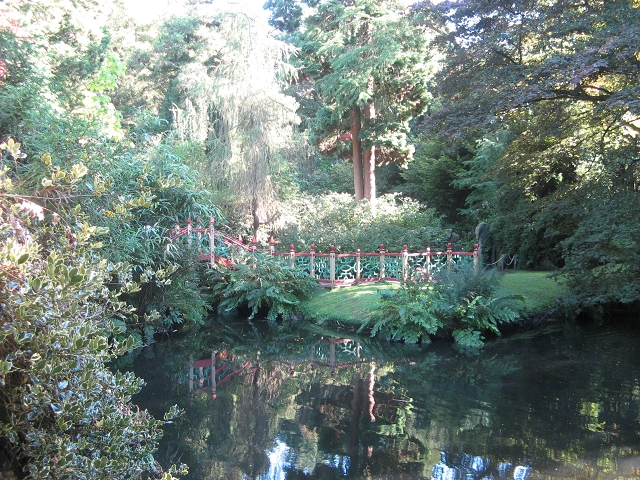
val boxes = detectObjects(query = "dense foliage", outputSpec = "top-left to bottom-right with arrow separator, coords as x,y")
409,0 -> 640,306
276,193 -> 445,253
1,0 -> 639,473
559,191 -> 640,309
207,252 -> 318,323
0,143 -> 185,478
364,266 -> 523,347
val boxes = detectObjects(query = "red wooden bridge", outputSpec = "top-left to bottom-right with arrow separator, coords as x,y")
169,218 -> 479,287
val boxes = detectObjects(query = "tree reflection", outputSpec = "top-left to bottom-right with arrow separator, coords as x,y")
129,323 -> 640,480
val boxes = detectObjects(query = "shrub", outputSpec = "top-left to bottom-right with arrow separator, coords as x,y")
275,193 -> 444,253
363,265 -> 524,347
0,193 -> 185,478
559,190 -> 640,309
2,97 -> 223,331
206,252 -> 318,323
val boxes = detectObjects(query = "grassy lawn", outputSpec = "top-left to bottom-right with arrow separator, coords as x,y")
496,270 -> 566,314
300,270 -> 566,323
300,282 -> 398,325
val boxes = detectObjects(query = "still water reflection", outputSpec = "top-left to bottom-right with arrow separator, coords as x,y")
126,321 -> 640,479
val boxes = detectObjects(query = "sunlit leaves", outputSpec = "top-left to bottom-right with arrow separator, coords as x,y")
0,192 -> 186,478
207,251 -> 318,323
365,265 -> 523,347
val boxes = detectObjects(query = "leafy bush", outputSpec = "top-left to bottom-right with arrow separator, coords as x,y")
206,252 -> 318,323
559,190 -> 640,309
1,87 -> 222,331
0,151 -> 185,477
0,23 -> 223,332
363,265 -> 524,347
276,193 -> 444,253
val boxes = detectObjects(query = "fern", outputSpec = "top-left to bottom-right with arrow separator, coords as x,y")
206,251 -> 318,324
369,264 -> 525,347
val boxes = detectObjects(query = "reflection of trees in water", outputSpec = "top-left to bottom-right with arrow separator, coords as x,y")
130,324 -> 640,479
149,331 -> 427,478
432,451 -> 533,480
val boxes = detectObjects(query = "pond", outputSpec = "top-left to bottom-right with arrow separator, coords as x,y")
124,320 -> 640,480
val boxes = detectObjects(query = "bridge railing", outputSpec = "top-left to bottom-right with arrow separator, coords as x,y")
169,218 -> 479,287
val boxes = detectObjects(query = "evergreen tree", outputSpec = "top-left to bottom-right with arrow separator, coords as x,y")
295,0 -> 431,201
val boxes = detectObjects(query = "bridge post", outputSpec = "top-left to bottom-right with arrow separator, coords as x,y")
209,218 -> 215,268
310,244 -> 316,278
474,243 -> 479,272
187,218 -> 192,248
426,247 -> 431,279
356,249 -> 361,283
447,242 -> 453,270
289,244 -> 295,267
330,245 -> 336,287
379,244 -> 385,279
251,236 -> 257,253
269,236 -> 275,255
402,245 -> 408,282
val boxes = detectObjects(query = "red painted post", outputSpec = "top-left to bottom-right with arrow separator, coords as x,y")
330,245 -> 336,287
289,244 -> 295,267
269,236 -> 275,255
356,248 -> 361,283
379,244 -> 385,279
196,218 -> 202,252
402,244 -> 408,282
310,244 -> 316,278
447,242 -> 453,270
473,243 -> 479,272
187,218 -> 192,248
251,236 -> 257,253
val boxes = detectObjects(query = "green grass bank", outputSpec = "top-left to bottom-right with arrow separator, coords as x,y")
300,270 -> 566,326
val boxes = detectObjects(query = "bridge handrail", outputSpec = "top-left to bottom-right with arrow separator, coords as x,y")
170,218 -> 479,286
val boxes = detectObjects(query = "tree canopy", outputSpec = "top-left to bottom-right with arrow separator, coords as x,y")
413,0 -> 640,300
292,0 -> 432,200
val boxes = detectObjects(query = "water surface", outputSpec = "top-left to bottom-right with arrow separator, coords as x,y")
127,321 -> 640,479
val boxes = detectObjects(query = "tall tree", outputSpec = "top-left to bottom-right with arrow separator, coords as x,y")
418,0 -> 640,183
295,0 -> 431,201
417,0 -> 640,299
163,5 -> 301,236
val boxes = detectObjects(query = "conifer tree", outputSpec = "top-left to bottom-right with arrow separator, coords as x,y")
294,0 -> 431,201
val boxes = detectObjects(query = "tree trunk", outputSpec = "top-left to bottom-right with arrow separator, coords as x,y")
252,195 -> 260,237
363,90 -> 376,201
363,144 -> 376,201
351,107 -> 364,200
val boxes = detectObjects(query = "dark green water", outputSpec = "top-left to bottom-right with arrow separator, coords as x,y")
126,321 -> 640,480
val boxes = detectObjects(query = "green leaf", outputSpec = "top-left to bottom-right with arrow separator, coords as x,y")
0,360 -> 13,373
70,163 -> 88,179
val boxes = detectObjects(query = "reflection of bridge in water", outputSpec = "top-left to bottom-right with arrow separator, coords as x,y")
183,337 -> 377,401
184,351 -> 256,399
279,337 -> 375,377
